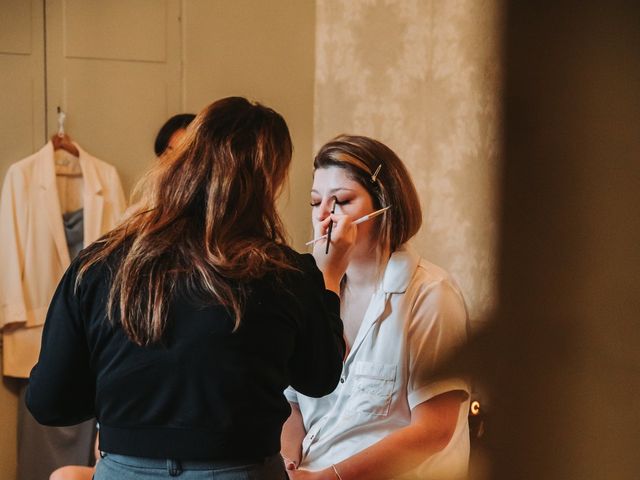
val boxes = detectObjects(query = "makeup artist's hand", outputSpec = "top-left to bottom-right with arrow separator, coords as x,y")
313,213 -> 356,295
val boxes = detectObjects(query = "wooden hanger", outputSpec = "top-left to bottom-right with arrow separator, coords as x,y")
51,133 -> 80,157
53,107 -> 80,157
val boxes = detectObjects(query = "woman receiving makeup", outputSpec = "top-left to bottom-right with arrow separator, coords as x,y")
282,135 -> 470,480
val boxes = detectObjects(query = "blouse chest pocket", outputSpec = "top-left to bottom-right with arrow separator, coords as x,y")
347,361 -> 397,416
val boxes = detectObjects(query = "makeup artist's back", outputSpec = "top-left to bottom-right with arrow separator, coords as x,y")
28,245 -> 343,461
25,97 -> 351,480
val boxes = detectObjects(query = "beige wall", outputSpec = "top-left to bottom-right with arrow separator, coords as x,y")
315,0 -> 502,326
182,0 -> 316,248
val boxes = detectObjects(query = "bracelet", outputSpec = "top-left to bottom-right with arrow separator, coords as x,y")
331,464 -> 344,480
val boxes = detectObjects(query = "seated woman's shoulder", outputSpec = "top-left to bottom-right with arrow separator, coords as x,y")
416,259 -> 460,289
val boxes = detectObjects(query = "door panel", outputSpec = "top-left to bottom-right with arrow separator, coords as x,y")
0,0 -> 45,181
0,3 -> 45,478
45,0 -> 182,195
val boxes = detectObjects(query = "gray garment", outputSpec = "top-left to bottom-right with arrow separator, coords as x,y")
94,453 -> 287,480
62,208 -> 84,260
17,381 -> 96,480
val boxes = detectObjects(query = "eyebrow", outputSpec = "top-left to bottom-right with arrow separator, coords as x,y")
310,188 -> 357,195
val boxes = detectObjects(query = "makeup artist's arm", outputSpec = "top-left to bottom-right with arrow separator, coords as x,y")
312,214 -> 356,294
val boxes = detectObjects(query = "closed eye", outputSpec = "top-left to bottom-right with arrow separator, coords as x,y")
310,198 -> 351,207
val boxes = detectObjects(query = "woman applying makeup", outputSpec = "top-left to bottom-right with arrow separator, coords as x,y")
27,98 -> 355,480
282,135 -> 470,480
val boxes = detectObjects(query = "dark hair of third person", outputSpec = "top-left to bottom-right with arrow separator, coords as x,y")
154,113 -> 196,156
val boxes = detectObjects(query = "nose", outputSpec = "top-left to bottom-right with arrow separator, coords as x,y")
314,196 -> 336,223
315,199 -> 331,222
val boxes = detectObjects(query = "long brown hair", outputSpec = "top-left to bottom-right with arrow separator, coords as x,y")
78,97 -> 295,345
314,135 -> 422,253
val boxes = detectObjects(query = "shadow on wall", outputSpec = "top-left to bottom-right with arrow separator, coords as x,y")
443,1 -> 640,479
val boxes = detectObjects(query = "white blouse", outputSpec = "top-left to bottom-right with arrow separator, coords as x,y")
285,245 -> 470,479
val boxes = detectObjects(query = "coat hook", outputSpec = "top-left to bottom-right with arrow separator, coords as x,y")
57,106 -> 66,138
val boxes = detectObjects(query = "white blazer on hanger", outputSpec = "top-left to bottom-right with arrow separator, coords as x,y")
0,141 -> 126,377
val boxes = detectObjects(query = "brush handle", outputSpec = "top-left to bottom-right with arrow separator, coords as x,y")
305,206 -> 391,246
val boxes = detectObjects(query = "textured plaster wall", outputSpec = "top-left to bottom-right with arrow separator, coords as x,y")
314,0 -> 503,324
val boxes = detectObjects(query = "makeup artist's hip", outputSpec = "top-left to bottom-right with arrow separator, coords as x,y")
94,452 -> 287,479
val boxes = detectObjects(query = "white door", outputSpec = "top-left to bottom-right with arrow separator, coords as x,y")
0,1 -> 45,477
45,0 -> 182,194
0,0 -> 45,180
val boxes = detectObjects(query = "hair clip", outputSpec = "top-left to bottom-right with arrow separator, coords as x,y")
370,164 -> 382,183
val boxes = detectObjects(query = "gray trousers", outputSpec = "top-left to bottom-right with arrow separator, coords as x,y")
95,453 -> 287,480
17,381 -> 96,480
